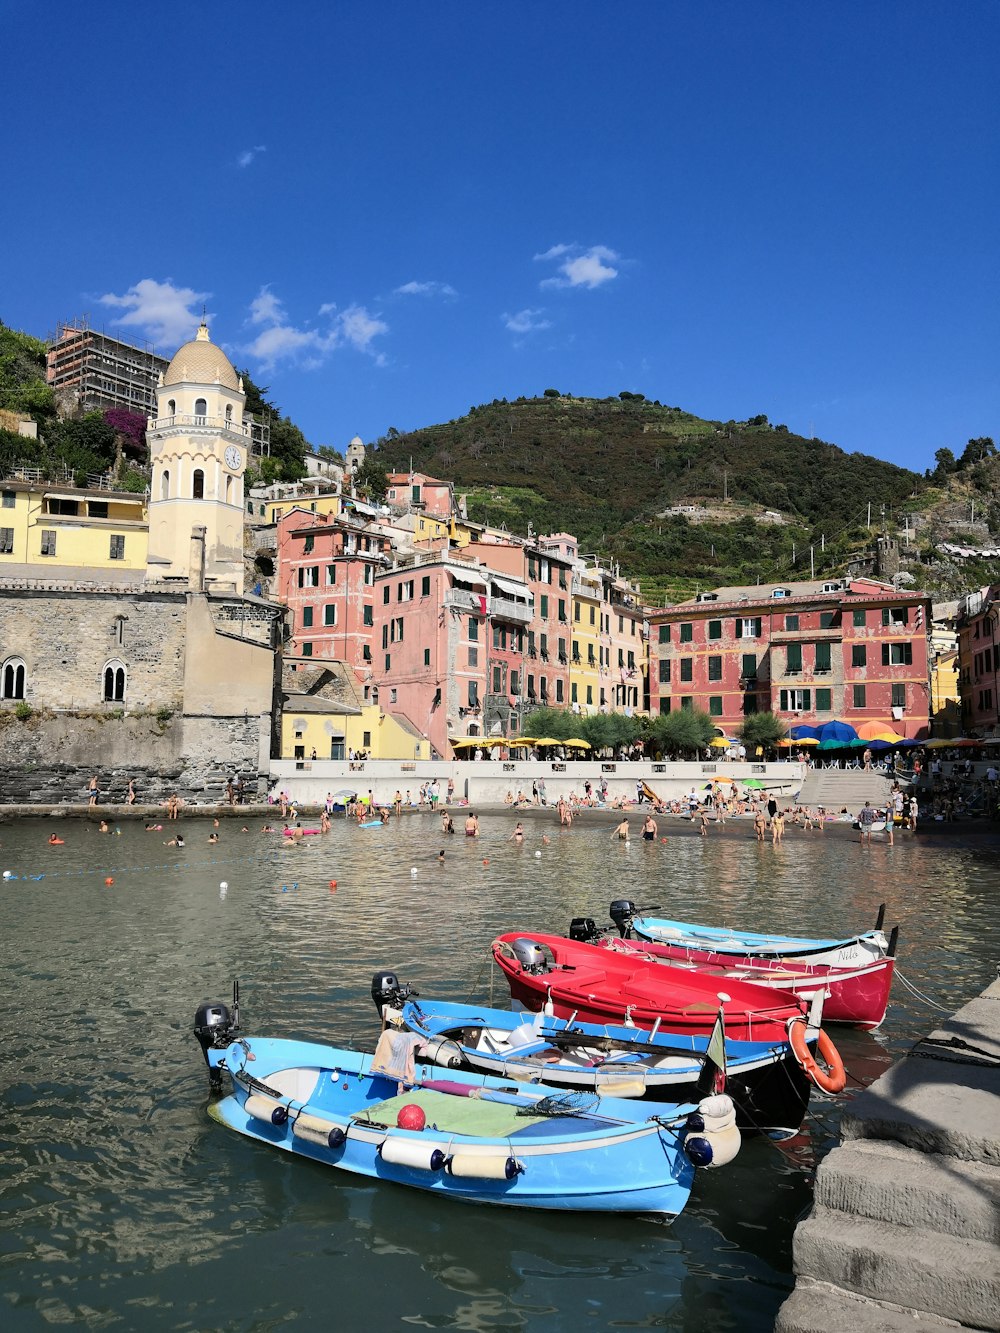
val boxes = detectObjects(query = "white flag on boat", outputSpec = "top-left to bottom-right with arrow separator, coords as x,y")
697,1007 -> 728,1096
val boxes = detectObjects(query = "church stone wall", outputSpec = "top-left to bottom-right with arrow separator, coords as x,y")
0,712 -> 268,805
1,587 -> 187,713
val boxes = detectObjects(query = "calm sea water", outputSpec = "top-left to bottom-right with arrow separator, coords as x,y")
1,813 -> 997,1331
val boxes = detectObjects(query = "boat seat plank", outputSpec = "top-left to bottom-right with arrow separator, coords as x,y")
357,1088 -> 548,1137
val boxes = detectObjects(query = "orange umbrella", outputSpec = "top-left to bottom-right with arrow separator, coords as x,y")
857,721 -> 903,743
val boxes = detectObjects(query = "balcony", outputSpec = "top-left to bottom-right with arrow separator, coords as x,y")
443,589 -> 531,624
150,413 -> 252,439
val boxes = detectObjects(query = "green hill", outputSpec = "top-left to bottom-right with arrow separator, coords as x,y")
369,394 -> 926,598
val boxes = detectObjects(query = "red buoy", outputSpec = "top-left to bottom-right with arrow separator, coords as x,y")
396,1103 -> 426,1131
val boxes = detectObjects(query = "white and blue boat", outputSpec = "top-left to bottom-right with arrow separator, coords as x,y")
193,993 -> 737,1219
618,900 -> 890,968
396,996 -> 813,1138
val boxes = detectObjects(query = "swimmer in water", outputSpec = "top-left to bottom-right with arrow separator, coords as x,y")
509,822 -> 524,842
437,849 -> 446,862
164,835 -> 185,848
99,820 -> 109,833
48,833 -> 64,845
208,833 -> 219,844
611,818 -> 629,840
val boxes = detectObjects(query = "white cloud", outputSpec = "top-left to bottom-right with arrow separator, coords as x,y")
394,280 -> 458,298
536,243 -> 621,290
503,308 -> 551,335
237,144 -> 266,168
533,243 -> 574,262
239,287 -> 388,370
248,285 -> 285,326
99,278 -> 209,349
337,304 -> 388,351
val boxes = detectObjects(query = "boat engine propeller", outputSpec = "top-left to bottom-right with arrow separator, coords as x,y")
509,939 -> 551,975
609,899 -> 638,938
371,971 -> 418,1016
568,917 -> 600,943
194,987 -> 239,1086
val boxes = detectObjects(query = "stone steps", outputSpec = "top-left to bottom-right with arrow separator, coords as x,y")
776,979 -> 1000,1331
798,769 -> 896,810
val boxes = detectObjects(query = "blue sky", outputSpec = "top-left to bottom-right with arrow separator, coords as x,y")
3,2 -> 997,472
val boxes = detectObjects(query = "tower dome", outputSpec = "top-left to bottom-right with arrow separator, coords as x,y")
163,322 -> 239,390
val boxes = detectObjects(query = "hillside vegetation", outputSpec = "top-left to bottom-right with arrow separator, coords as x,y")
370,394 -> 926,597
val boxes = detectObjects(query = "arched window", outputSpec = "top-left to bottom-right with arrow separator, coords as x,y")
2,657 -> 26,700
225,403 -> 233,422
192,469 -> 204,500
167,398 -> 176,418
194,397 -> 207,421
225,475 -> 232,503
103,660 -> 126,703
160,469 -> 170,501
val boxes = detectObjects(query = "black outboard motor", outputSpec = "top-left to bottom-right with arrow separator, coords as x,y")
194,998 -> 237,1087
569,917 -> 600,943
371,970 -> 418,1017
610,899 -> 638,938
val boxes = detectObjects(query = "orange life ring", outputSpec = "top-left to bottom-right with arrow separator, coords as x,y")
788,1017 -> 846,1094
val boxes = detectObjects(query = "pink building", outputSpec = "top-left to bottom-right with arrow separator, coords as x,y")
385,471 -> 454,521
464,536 -> 573,720
275,508 -> 390,674
372,553 -> 533,756
649,577 -> 932,738
957,583 -> 1000,734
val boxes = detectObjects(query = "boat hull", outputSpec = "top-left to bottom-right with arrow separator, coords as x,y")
630,916 -> 889,970
204,1037 -> 697,1217
493,932 -> 806,1043
596,937 -> 895,1030
402,1000 -> 812,1139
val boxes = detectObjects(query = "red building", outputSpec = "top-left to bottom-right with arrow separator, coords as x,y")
649,577 -> 932,738
957,583 -> 1000,735
275,508 -> 391,674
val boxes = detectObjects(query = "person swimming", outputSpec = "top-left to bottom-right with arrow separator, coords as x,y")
509,822 -> 524,841
48,833 -> 64,845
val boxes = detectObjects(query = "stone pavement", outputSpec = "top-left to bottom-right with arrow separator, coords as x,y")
776,980 -> 1000,1331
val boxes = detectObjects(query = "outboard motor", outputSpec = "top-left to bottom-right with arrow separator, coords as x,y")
610,899 -> 638,938
371,970 -> 418,1017
193,998 -> 236,1086
510,938 -> 551,975
569,917 -> 600,943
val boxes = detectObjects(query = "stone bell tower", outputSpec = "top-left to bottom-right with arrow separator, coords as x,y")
145,322 -> 247,591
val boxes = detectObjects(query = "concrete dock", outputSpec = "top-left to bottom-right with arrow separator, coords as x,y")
776,979 -> 1000,1331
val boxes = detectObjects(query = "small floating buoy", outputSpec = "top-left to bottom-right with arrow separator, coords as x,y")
329,879 -> 337,889
219,881 -> 228,890
410,867 -> 418,877
482,858 -> 489,866
534,850 -> 542,858
2,870 -> 12,879
104,877 -> 114,886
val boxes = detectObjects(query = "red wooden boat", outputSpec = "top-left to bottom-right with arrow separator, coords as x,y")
491,932 -> 810,1044
576,928 -> 896,1031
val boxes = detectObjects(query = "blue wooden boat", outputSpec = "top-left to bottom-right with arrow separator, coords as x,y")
618,900 -> 890,968
397,996 -> 813,1138
193,996 -> 736,1218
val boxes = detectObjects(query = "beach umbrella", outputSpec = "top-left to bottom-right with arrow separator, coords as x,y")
708,737 -> 731,748
790,724 -> 820,740
563,738 -> 592,748
331,788 -> 357,799
450,737 -> 481,748
857,721 -> 903,743
742,778 -> 765,789
816,719 -> 859,745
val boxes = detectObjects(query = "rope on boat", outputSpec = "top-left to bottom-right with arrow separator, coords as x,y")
894,969 -> 954,1013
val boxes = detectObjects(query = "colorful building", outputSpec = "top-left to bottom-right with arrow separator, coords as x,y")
956,584 -> 1000,735
0,479 -> 147,579
649,577 -> 932,738
275,507 -> 391,671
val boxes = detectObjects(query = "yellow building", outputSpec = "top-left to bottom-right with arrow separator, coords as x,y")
281,695 -> 429,760
930,623 -> 962,736
0,480 -> 147,578
571,567 -> 602,711
253,488 -> 343,527
145,322 -> 248,589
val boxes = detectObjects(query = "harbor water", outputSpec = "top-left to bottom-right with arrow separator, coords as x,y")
1,813 -> 998,1330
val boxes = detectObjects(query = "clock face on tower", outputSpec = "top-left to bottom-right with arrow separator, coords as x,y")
224,445 -> 243,471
